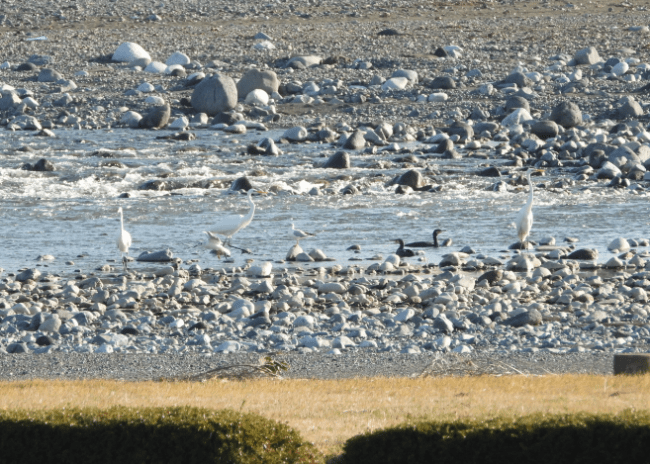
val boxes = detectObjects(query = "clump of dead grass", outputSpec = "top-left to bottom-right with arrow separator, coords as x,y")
419,352 -> 539,377
168,355 -> 290,382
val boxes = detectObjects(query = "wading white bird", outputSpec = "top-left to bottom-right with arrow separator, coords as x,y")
204,231 -> 231,259
290,222 -> 315,244
515,169 -> 543,250
210,189 -> 266,245
116,207 -> 132,271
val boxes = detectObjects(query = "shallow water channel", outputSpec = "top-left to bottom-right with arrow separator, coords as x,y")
1,127 -> 648,277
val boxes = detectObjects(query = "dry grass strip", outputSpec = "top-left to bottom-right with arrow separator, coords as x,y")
1,375 -> 649,455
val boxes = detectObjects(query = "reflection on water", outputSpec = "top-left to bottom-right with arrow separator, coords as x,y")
0,128 -> 649,276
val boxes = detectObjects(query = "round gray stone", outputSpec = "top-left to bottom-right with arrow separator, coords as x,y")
550,101 -> 582,128
617,96 -> 644,119
428,76 -> 455,90
37,68 -> 62,83
322,151 -> 350,169
531,120 -> 559,139
501,72 -> 531,88
567,249 -> 598,260
395,169 -> 424,189
502,309 -> 542,327
574,46 -> 601,65
505,96 -> 530,113
236,69 -> 280,97
343,130 -> 366,150
139,103 -> 170,129
16,268 -> 41,282
191,73 -> 237,116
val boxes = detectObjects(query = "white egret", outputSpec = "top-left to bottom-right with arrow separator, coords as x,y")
116,207 -> 132,271
204,231 -> 231,259
406,229 -> 445,248
515,169 -> 543,250
210,189 -> 267,245
290,222 -> 315,244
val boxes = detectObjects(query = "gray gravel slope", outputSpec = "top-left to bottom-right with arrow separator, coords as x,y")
0,351 -> 614,381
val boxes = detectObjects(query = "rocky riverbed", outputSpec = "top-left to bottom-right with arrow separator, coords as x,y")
1,0 -> 650,378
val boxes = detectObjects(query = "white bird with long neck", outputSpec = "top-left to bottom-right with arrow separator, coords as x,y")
515,169 -> 543,250
210,189 -> 266,245
116,207 -> 132,271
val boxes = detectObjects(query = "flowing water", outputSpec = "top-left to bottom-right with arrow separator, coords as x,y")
1,127 -> 649,277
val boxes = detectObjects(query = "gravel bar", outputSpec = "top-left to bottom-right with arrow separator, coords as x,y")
0,352 -> 615,381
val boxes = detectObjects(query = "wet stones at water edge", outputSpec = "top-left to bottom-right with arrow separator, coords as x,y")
283,126 -> 308,142
231,176 -> 254,191
136,250 -> 174,262
22,158 -> 54,171
15,268 -> 41,282
478,166 -> 501,177
432,138 -> 453,154
139,103 -> 170,129
446,121 -> 473,142
567,249 -> 598,260
343,130 -> 366,150
322,151 -> 350,169
391,169 -> 425,189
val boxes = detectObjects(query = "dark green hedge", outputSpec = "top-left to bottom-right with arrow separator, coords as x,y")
0,406 -> 322,464
342,411 -> 650,464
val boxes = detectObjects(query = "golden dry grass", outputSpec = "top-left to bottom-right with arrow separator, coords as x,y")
1,375 -> 650,455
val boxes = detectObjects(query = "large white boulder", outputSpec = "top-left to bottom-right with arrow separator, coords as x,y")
112,42 -> 151,62
245,89 -> 269,106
